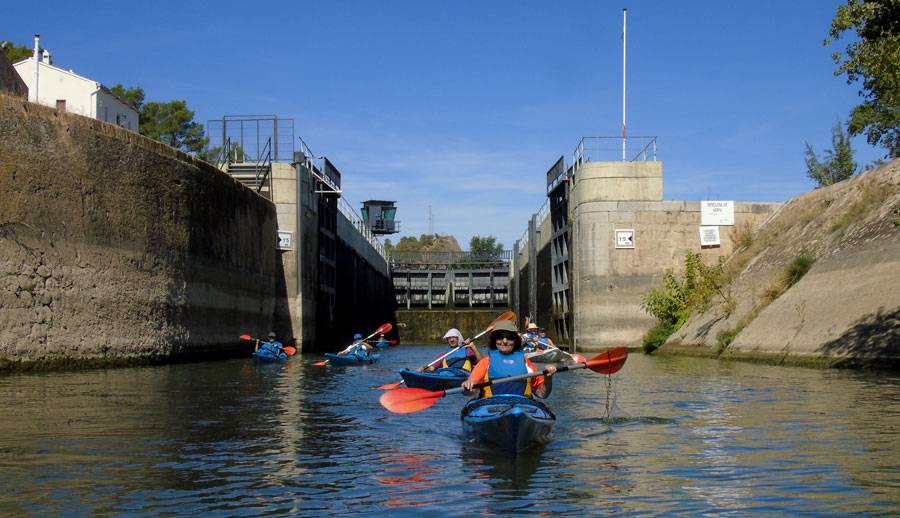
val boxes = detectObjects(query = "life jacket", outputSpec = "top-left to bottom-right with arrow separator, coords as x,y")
347,343 -> 368,358
482,349 -> 532,398
536,336 -> 552,349
261,340 -> 283,355
441,347 -> 472,371
522,333 -> 539,352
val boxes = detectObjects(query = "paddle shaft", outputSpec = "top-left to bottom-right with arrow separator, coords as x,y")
443,361 -> 587,397
423,317 -> 500,369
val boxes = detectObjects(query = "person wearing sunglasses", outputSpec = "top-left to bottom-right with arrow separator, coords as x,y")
461,320 -> 556,399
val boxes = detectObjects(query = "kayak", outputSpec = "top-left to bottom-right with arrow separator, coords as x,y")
461,395 -> 556,453
253,349 -> 288,362
399,368 -> 469,391
325,351 -> 380,366
374,340 -> 391,349
525,348 -> 574,366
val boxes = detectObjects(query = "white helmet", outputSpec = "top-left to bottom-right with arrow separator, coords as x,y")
442,328 -> 464,341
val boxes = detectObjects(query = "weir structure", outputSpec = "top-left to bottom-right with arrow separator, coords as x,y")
511,137 -> 780,351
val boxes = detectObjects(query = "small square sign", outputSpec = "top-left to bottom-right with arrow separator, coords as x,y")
699,226 -> 721,247
701,201 -> 735,226
277,230 -> 293,251
615,229 -> 635,249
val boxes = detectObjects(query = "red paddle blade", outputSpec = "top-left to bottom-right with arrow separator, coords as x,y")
239,334 -> 254,341
380,388 -> 445,414
283,346 -> 297,356
375,323 -> 393,335
311,361 -> 328,367
585,347 -> 629,374
376,381 -> 403,390
388,340 -> 398,345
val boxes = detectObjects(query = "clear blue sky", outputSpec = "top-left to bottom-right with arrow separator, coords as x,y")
3,0 -> 883,249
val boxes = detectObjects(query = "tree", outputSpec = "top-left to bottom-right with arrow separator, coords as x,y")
805,122 -> 858,187
109,84 -> 145,112
827,0 -> 900,158
140,100 -> 208,155
469,235 -> 503,260
1,41 -> 32,63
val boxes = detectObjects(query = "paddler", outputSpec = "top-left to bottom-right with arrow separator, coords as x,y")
461,320 -> 556,399
338,332 -> 377,356
420,328 -> 483,372
256,331 -> 285,357
537,327 -> 556,349
522,322 -> 542,352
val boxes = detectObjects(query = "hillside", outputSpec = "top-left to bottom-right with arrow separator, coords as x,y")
664,159 -> 900,367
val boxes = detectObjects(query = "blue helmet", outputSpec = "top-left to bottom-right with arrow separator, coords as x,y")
353,333 -> 363,340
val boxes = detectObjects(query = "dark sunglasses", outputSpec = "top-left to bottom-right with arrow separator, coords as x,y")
494,331 -> 519,342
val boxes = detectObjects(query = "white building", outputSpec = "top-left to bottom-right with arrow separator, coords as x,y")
14,50 -> 139,132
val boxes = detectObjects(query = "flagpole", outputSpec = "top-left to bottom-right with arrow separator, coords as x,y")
622,8 -> 627,162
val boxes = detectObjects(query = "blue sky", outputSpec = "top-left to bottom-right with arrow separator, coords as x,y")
3,0 -> 884,249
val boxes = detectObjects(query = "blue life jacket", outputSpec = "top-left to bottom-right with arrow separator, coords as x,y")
261,340 -> 284,355
348,343 -> 368,358
485,349 -> 531,397
442,347 -> 472,370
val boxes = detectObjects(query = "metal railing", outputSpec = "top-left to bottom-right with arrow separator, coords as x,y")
253,137 -> 272,193
389,250 -> 513,265
338,197 -> 387,259
572,136 -> 657,171
206,115 -> 294,163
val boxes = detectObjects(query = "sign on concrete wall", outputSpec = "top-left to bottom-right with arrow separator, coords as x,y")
615,229 -> 635,249
699,226 -> 721,247
701,201 -> 734,226
277,230 -> 293,251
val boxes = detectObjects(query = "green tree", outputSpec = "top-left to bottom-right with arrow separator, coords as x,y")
827,0 -> 900,158
805,122 -> 858,187
109,84 -> 145,112
1,41 -> 32,63
140,100 -> 208,155
469,235 -> 503,260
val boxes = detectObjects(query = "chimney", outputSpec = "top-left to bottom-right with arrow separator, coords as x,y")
32,34 -> 40,103
42,49 -> 51,65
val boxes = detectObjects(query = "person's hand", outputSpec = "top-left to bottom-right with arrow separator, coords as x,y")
545,365 -> 557,377
464,338 -> 473,348
462,379 -> 475,391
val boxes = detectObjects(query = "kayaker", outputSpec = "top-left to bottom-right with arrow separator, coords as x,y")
461,320 -> 556,399
522,322 -> 541,352
537,328 -> 555,349
374,334 -> 390,348
256,332 -> 285,357
421,328 -> 483,372
338,333 -> 376,356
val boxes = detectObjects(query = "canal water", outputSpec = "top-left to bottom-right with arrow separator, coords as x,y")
1,347 -> 898,516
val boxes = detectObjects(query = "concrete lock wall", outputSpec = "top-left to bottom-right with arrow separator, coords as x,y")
570,199 -> 780,349
0,93 -> 281,370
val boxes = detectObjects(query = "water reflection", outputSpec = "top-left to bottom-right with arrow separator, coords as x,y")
0,349 -> 898,515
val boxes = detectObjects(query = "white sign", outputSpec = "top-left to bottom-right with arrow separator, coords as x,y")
699,226 -> 721,247
701,200 -> 734,226
615,229 -> 635,249
276,231 -> 293,251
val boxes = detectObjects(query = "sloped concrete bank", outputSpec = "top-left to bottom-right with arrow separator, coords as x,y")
0,93 -> 282,371
664,160 -> 900,368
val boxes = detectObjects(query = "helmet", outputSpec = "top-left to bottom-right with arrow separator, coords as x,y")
539,327 -> 546,333
353,333 -> 363,340
489,320 -> 522,350
267,331 -> 277,339
442,328 -> 464,341
526,323 -> 539,331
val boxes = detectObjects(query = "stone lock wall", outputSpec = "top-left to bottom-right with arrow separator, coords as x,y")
0,93 -> 280,369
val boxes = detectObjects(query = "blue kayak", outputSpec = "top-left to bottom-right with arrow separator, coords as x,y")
399,368 -> 469,391
325,351 -> 380,366
253,349 -> 288,362
461,395 -> 556,453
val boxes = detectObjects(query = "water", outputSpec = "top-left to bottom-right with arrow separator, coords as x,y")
1,347 -> 898,516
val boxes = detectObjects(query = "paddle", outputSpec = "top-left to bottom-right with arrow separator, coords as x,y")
379,347 -> 629,414
239,334 -> 297,356
375,311 -> 516,390
312,323 -> 393,366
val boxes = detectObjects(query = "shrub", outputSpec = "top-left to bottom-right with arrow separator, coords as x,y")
642,321 -> 675,354
716,328 -> 739,351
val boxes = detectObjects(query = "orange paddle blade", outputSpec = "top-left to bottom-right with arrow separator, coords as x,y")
376,381 -> 404,390
375,323 -> 393,335
239,334 -> 254,341
311,361 -> 328,366
380,387 -> 446,414
283,346 -> 297,356
585,347 -> 629,375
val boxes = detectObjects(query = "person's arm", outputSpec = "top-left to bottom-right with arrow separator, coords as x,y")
461,358 -> 489,392
465,339 -> 484,363
528,360 -> 557,398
